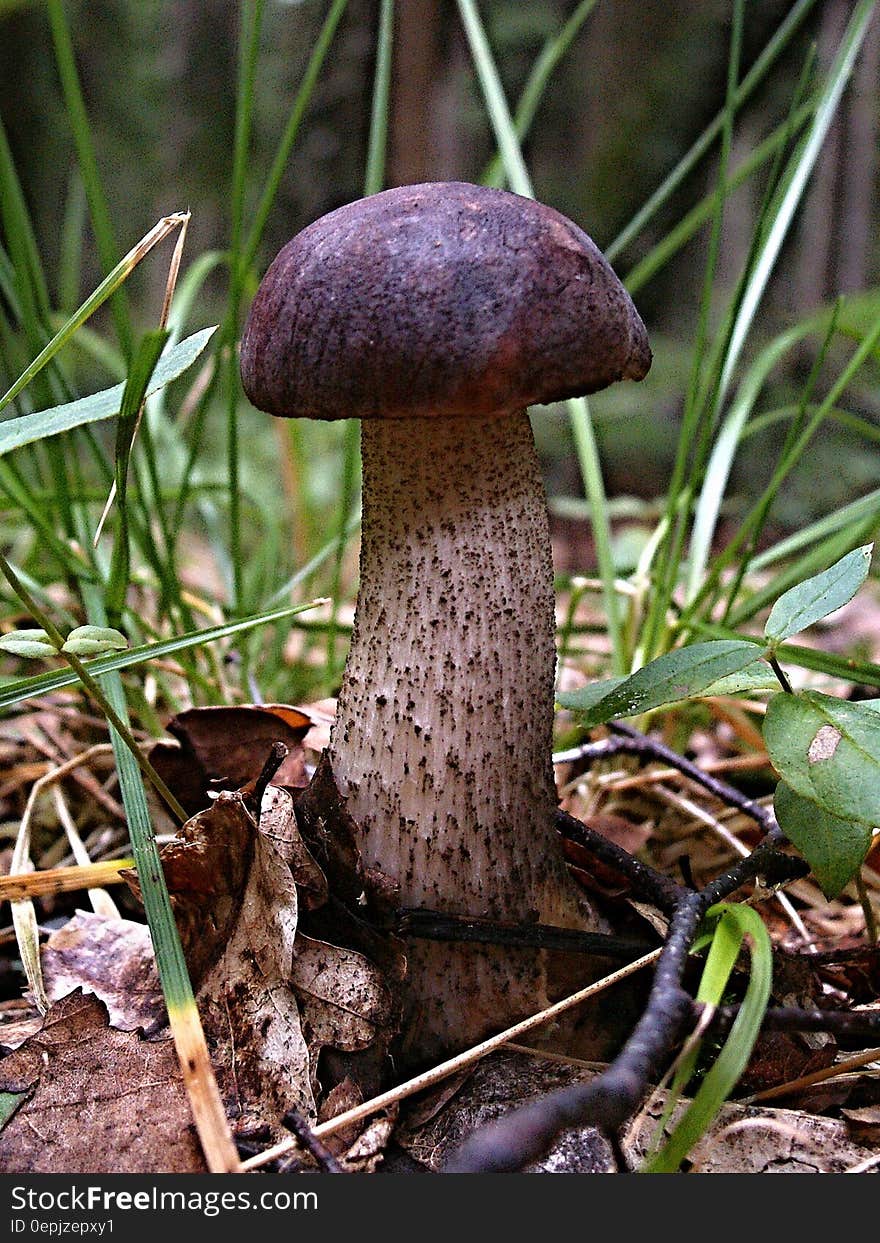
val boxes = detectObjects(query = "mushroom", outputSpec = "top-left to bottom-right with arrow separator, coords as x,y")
241,181 -> 651,1061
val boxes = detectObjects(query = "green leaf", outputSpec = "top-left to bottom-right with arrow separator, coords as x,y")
558,641 -> 763,726
0,1090 -> 28,1131
556,676 -> 625,713
0,628 -> 57,658
764,543 -> 873,643
0,326 -> 216,458
764,691 -> 880,827
774,781 -> 872,898
61,624 -> 128,656
697,661 -> 780,698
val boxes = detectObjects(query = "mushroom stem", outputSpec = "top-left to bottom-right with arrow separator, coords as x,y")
329,412 -> 598,1058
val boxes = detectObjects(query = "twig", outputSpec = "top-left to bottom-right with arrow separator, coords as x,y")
555,807 -> 684,913
557,721 -> 777,833
280,1108 -> 346,1173
238,948 -> 661,1172
444,828 -> 807,1172
710,1002 -> 880,1042
397,907 -> 656,959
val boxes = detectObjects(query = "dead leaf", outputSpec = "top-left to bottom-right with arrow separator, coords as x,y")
150,790 -> 314,1134
291,934 -> 396,1062
41,911 -> 165,1033
260,783 -> 328,909
0,991 -> 204,1173
293,751 -> 365,909
150,704 -> 313,815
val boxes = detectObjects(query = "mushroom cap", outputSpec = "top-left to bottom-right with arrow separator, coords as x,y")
240,181 -> 651,421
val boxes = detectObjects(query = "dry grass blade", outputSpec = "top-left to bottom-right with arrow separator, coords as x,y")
0,858 -> 132,903
93,210 -> 192,544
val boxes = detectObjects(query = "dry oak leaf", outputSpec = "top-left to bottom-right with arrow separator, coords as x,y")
0,991 -> 205,1174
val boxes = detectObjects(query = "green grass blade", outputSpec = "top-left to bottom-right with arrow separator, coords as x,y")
0,327 -> 216,454
106,331 -> 170,618
713,0 -> 876,416
639,0 -> 744,661
607,0 -> 822,263
457,0 -> 624,670
749,489 -> 880,572
642,904 -> 772,1173
0,601 -> 324,712
364,0 -> 394,197
686,322 -> 815,603
324,0 -> 394,671
45,0 -> 132,358
0,216 -> 194,415
456,0 -> 532,198
57,171 -> 86,312
624,99 -> 815,296
242,0 -> 350,271
482,0 -> 599,188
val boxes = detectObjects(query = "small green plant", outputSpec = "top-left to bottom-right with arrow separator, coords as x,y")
560,543 -> 879,898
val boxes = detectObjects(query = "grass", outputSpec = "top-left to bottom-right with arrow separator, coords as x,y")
1,0 -> 879,1175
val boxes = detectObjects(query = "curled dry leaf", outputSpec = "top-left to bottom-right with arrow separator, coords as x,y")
260,783 -> 327,910
0,991 -> 205,1173
42,911 -> 165,1033
149,703 -> 313,815
143,785 -> 397,1137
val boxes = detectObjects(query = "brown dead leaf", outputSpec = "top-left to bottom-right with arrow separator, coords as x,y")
41,911 -> 165,1033
291,934 -> 396,1063
153,787 -> 397,1136
293,751 -> 365,909
150,704 -> 313,815
260,783 -> 328,910
147,790 -> 314,1134
0,991 -> 204,1173
0,1000 -> 44,1051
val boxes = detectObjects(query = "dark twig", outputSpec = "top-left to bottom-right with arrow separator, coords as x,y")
444,827 -> 807,1173
555,808 -> 684,913
248,740 -> 289,819
709,1003 -> 880,1042
557,721 -> 777,832
281,1108 -> 346,1174
397,907 -> 657,959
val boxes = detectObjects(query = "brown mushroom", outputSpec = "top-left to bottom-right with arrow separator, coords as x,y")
241,181 -> 651,1061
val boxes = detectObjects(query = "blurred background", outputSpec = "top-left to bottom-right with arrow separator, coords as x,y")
0,0 -> 878,596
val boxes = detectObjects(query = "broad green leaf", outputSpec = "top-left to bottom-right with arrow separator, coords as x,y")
0,629 -> 56,659
61,625 -> 128,656
774,780 -> 872,898
764,691 -> 880,827
696,661 -> 780,698
0,326 -> 216,458
558,641 -> 763,726
764,543 -> 873,643
556,676 -> 625,713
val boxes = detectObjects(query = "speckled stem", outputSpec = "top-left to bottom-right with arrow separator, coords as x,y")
329,412 -> 598,1059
